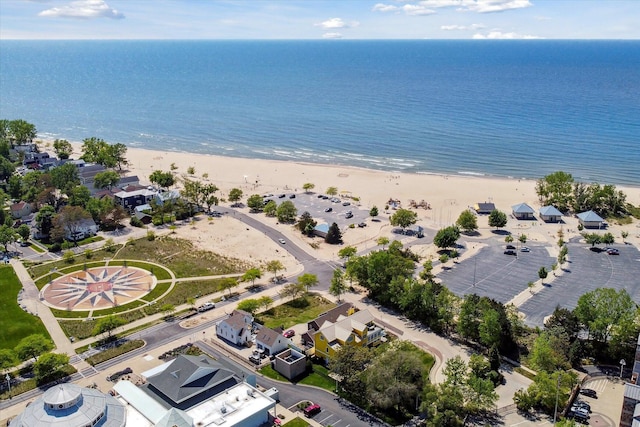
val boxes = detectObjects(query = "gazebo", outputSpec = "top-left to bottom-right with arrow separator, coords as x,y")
511,203 -> 535,220
539,205 -> 563,223
577,210 -> 605,229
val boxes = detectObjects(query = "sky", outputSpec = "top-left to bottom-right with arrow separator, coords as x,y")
1,0 -> 639,40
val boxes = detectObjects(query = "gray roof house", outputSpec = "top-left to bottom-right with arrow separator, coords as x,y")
474,202 -> 496,214
539,205 -> 563,223
302,303 -> 357,347
511,203 -> 535,220
216,310 -> 254,346
255,325 -> 291,356
577,210 -> 605,229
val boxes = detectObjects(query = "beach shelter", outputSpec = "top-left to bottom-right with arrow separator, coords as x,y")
511,203 -> 535,220
577,210 -> 605,229
539,205 -> 563,223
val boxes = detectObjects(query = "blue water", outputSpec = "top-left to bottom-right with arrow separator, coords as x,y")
1,40 -> 639,186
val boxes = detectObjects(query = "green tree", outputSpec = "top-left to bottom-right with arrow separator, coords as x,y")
7,175 -> 22,199
369,206 -> 379,220
536,171 -> 574,213
16,334 -> 53,361
329,268 -> 347,301
390,208 -> 418,233
160,303 -> 176,318
93,315 -> 126,338
187,166 -> 195,175
519,234 -> 528,244
376,236 -> 389,249
16,223 -> 30,242
52,205 -> 92,243
50,163 -> 80,193
7,119 -> 36,145
296,211 -> 316,235
0,224 -> 17,252
297,273 -> 318,293
237,299 -> 261,315
488,209 -> 507,229
456,210 -> 478,233
0,349 -> 17,371
263,200 -> 277,217
35,205 -> 56,238
601,232 -> 615,245
574,288 -> 637,343
279,282 -> 305,301
538,266 -> 548,284
443,355 -> 468,387
247,194 -> 265,212
505,234 -> 514,244
528,330 -> 571,373
302,182 -> 315,193
433,226 -> 461,250
621,231 -> 629,243
545,306 -> 581,341
149,170 -> 175,189
33,352 -> 69,382
326,186 -> 338,196
228,188 -> 243,206
53,139 -> 73,159
325,222 -> 343,244
338,246 -> 357,262
93,170 -> 120,189
68,185 -> 92,207
276,200 -> 297,223
329,345 -> 371,400
479,309 -> 502,349
422,383 -> 465,427
258,296 -> 273,311
581,232 -> 602,247
242,267 -> 261,286
0,157 -> 15,182
265,260 -> 284,282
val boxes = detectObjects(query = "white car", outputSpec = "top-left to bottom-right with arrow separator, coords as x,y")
278,238 -> 286,244
520,246 -> 530,252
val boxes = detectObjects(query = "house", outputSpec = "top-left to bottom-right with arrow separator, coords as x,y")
539,205 -> 563,223
134,204 -> 153,224
274,348 -> 307,380
116,175 -> 140,188
254,325 -> 291,356
155,189 -> 181,206
10,201 -> 33,219
216,310 -> 254,346
114,185 -> 158,212
302,303 -> 357,347
23,151 -> 57,169
65,218 -> 98,241
474,202 -> 496,214
78,164 -> 108,187
620,335 -> 640,427
511,203 -> 535,220
577,210 -> 605,229
313,309 -> 384,363
111,354 -> 275,427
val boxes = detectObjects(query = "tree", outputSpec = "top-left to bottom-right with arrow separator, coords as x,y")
456,210 -> 478,233
422,383 -> 465,427
0,349 -> 17,371
519,234 -> 528,244
258,296 -> 273,311
35,205 -> 56,238
302,182 -> 315,193
338,246 -> 357,262
621,231 -> 629,243
276,200 -> 297,223
538,266 -> 548,284
0,157 -> 15,182
529,330 -> 571,373
488,209 -> 507,229
50,163 -> 80,193
329,268 -> 347,301
0,225 -> 17,252
433,226 -> 461,250
242,268 -> 261,286
17,223 -> 30,242
326,186 -> 338,196
376,236 -> 389,249
93,315 -> 126,338
228,188 -> 243,206
296,211 -> 316,235
330,345 -> 371,399
7,119 -> 36,145
443,355 -> 468,387
263,200 -> 277,217
325,222 -> 343,244
219,278 -> 238,296
53,139 -> 73,159
574,288 -> 637,343
52,205 -> 92,243
601,232 -> 615,245
149,170 -> 175,189
369,206 -> 379,220
247,194 -> 265,212
33,352 -> 69,382
536,171 -> 574,213
582,232 -> 602,247
297,273 -> 318,293
68,185 -> 92,207
390,208 -> 418,233
237,299 -> 261,315
16,334 -> 53,361
93,170 -> 120,189
504,234 -> 514,244
279,282 -> 305,301
545,306 -> 581,341
160,303 -> 176,318
265,260 -> 284,282
479,309 -> 502,349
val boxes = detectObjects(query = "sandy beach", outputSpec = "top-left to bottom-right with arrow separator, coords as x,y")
51,141 -> 640,264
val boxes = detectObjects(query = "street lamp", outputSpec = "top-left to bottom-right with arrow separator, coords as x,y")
620,359 -> 627,379
6,373 -> 11,399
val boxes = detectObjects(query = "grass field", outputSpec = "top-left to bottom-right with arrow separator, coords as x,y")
282,418 -> 310,427
257,295 -> 336,329
0,265 -> 51,351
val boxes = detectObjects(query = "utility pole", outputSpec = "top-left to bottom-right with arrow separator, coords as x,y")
553,374 -> 561,424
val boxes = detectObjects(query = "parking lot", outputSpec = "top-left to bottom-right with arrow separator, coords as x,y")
519,240 -> 640,326
438,241 -> 555,303
273,192 -> 371,229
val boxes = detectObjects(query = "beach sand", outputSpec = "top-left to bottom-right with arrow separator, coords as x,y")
53,141 -> 640,265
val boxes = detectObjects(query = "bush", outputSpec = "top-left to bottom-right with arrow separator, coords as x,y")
146,231 -> 156,241
130,216 -> 144,228
49,242 -> 61,252
61,241 -> 72,250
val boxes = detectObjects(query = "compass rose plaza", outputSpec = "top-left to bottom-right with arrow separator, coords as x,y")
41,266 -> 156,311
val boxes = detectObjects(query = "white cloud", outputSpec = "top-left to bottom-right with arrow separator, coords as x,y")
402,4 -> 435,16
38,0 -> 124,19
372,3 -> 399,13
317,17 -> 347,29
322,32 -> 343,39
466,0 -> 533,13
472,30 -> 541,39
441,23 -> 485,30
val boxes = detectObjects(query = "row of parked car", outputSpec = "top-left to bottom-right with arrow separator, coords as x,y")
567,388 -> 597,424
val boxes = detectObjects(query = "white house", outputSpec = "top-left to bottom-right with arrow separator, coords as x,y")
65,218 -> 98,241
254,326 -> 291,356
216,310 -> 253,346
511,203 -> 535,220
577,210 -> 605,229
10,201 -> 33,219
539,205 -> 563,223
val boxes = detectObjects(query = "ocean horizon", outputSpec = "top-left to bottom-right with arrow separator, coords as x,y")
1,40 -> 639,186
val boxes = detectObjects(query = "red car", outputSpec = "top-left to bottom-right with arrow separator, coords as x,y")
283,329 -> 295,338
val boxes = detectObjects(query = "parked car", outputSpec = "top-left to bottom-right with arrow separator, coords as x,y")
520,246 -> 530,252
358,222 -> 367,228
249,354 -> 261,364
573,400 -> 591,412
345,213 -> 353,219
197,302 -> 215,312
342,201 -> 351,206
278,194 -> 286,198
322,195 -> 329,200
579,388 -> 597,398
325,207 -> 333,212
303,403 -> 321,418
317,194 -> 324,198
283,329 -> 295,338
289,194 -> 296,198
504,250 -> 516,255
506,244 -> 516,250
607,248 -> 619,255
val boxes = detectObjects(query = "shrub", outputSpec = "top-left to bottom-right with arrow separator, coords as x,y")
49,242 -> 61,252
63,251 -> 75,263
146,231 -> 156,241
130,216 -> 144,228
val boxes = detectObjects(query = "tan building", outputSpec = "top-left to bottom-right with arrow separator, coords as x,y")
620,335 -> 640,427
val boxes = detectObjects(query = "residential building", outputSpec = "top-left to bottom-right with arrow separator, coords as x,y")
254,325 -> 291,356
577,210 -> 605,229
511,203 -> 535,220
154,189 -> 181,206
302,303 -> 357,347
78,164 -> 108,188
113,186 -> 158,212
539,205 -> 563,223
216,310 -> 254,346
274,348 -> 307,380
620,334 -> 640,427
313,309 -> 384,363
9,383 -> 126,427
65,218 -> 98,241
10,201 -> 33,219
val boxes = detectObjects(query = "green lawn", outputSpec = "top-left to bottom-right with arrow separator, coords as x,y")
257,295 -> 336,329
298,363 -> 336,391
0,266 -> 51,352
282,418 -> 310,427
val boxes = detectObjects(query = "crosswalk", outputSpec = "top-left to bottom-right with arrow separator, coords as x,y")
582,377 -> 608,393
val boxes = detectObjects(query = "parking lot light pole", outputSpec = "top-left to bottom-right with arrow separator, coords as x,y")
620,359 -> 627,379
